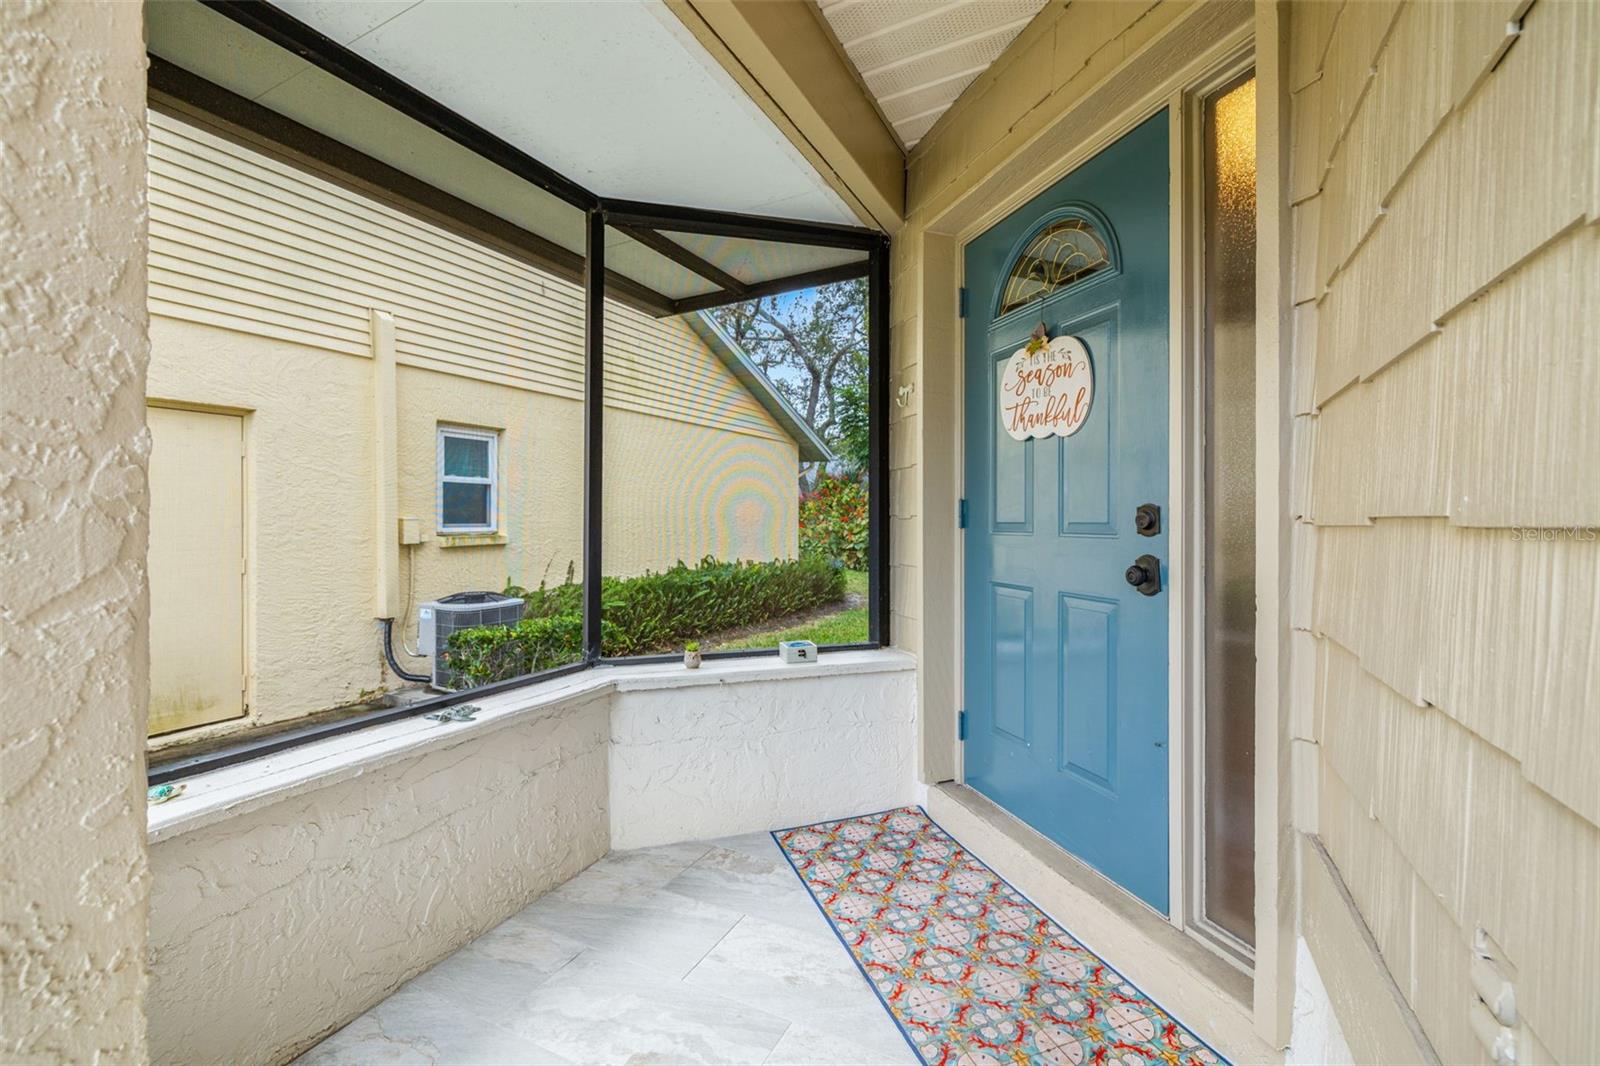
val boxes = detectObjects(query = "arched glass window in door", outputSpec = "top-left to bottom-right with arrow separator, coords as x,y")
997,216 -> 1111,316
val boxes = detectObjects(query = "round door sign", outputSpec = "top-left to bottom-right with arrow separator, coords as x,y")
999,334 -> 1094,441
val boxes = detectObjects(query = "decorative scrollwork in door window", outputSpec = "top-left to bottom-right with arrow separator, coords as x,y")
998,217 -> 1111,316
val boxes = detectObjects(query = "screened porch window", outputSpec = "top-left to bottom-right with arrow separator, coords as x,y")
141,9 -> 887,780
438,427 -> 499,533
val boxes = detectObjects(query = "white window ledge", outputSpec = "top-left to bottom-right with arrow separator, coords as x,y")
147,648 -> 916,844
436,532 -> 509,548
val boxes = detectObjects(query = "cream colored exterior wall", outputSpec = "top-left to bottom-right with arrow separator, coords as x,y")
1288,1 -> 1599,1063
603,405 -> 801,577
147,316 -> 375,731
146,109 -> 801,740
145,405 -> 247,734
0,1 -> 151,1059
878,0 -> 1592,1055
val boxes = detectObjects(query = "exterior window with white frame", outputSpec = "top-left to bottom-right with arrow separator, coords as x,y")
437,426 -> 498,533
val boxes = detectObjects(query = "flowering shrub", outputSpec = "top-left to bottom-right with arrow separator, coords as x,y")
799,475 -> 869,571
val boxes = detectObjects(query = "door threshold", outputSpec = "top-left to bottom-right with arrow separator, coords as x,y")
928,783 -> 1278,1064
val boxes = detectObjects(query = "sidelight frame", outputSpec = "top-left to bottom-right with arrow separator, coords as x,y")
1179,55 -> 1262,972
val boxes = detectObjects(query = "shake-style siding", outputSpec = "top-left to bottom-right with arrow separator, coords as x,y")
1292,1 -> 1598,1062
886,0 -> 1595,1056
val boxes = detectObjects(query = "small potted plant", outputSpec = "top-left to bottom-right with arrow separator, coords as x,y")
683,640 -> 702,669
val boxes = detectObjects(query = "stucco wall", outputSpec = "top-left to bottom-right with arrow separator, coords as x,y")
146,654 -> 915,1065
1287,1 -> 1599,1063
1284,937 -> 1353,1066
0,2 -> 151,1060
609,663 -> 919,848
147,690 -> 611,1066
146,316 -> 375,728
146,312 -> 801,737
603,404 -> 801,579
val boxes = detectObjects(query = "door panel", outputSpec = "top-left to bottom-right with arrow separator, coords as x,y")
992,357 -> 1032,530
1060,593 -> 1117,788
990,584 -> 1032,743
963,112 -> 1170,912
147,405 -> 247,737
1056,309 -> 1117,535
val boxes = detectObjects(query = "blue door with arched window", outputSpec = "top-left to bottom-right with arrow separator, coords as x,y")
962,112 -> 1170,913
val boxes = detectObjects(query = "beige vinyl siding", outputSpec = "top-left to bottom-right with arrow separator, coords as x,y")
603,307 -> 786,443
148,109 -> 787,445
1292,2 -> 1598,1064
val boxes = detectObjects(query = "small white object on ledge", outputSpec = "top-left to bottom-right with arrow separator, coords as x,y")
779,640 -> 818,664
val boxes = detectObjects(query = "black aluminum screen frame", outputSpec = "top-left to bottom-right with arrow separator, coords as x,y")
147,2 -> 891,785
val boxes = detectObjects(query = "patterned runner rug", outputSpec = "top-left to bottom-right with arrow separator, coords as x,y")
774,806 -> 1228,1066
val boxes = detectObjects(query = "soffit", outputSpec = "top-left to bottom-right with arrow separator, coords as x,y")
145,0 -> 873,314
814,0 -> 1048,148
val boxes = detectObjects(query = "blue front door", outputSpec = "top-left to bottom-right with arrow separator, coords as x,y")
962,113 -> 1170,913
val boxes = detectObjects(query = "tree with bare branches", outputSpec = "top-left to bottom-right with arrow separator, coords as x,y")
707,278 -> 866,485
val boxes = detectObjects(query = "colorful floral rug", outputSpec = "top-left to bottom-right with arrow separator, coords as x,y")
773,807 -> 1228,1066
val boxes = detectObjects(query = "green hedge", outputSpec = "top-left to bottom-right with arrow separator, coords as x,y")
441,613 -> 601,687
442,556 -> 845,687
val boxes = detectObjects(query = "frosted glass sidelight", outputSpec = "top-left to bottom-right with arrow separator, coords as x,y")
1202,73 -> 1257,948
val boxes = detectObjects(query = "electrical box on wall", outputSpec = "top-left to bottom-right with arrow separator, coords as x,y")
398,516 -> 424,545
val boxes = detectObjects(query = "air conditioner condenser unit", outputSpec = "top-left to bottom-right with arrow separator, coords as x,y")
417,591 -> 525,691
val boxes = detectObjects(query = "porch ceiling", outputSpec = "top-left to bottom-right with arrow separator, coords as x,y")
814,0 -> 1048,149
145,0 -> 874,315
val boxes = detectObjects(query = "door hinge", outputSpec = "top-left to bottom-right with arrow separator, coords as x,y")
958,498 -> 969,528
958,287 -> 969,318
958,710 -> 968,741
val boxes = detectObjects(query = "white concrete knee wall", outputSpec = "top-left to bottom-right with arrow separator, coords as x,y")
147,654 -> 917,1066
148,692 -> 613,1066
609,666 -> 920,849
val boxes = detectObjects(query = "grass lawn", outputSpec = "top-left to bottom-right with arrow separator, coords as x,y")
716,569 -> 868,650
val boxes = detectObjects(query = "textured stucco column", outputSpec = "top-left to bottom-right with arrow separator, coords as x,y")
0,1 -> 152,1060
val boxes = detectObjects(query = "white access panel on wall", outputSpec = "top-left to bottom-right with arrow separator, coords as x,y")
147,405 -> 247,736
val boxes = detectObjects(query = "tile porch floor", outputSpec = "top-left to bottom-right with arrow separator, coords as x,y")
296,831 -> 915,1065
